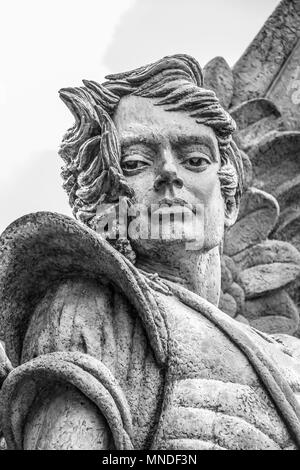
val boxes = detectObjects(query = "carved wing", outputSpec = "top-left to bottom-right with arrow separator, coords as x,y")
204,0 -> 300,336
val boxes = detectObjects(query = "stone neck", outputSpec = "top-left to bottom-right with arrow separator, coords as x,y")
136,246 -> 221,306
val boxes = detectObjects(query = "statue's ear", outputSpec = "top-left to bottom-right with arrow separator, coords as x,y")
224,196 -> 239,228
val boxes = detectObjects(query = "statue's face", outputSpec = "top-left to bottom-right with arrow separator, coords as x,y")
113,95 -> 225,254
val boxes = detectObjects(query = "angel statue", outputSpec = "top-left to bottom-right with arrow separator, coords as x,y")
1,0 -> 300,451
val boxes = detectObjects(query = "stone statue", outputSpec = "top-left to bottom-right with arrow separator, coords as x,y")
1,1 -> 300,451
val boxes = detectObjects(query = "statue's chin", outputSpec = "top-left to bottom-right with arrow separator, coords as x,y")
131,234 -> 205,259
131,217 -> 201,242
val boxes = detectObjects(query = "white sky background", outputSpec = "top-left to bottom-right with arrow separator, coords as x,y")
0,0 -> 279,233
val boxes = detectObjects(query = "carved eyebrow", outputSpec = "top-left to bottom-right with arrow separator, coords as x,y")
120,134 -> 159,154
172,135 -> 218,161
119,132 -> 219,161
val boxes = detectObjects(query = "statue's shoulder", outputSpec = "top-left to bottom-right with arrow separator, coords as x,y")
270,334 -> 300,364
0,212 -> 130,365
0,212 -> 168,367
253,330 -> 300,390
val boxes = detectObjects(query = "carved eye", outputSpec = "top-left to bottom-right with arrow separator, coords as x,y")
183,155 -> 211,171
189,158 -> 204,167
121,157 -> 151,175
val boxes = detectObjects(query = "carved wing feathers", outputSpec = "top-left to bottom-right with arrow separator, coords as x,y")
203,1 -> 300,336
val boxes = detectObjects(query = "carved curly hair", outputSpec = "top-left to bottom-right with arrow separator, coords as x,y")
59,54 -> 244,256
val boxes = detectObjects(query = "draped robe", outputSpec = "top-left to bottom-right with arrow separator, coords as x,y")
1,212 -> 300,450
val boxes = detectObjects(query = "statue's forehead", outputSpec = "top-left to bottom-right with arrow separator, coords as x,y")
113,95 -> 218,145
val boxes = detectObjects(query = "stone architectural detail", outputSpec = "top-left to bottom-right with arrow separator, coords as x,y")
203,57 -> 234,109
232,0 -> 300,121
202,1 -> 300,336
0,0 -> 300,451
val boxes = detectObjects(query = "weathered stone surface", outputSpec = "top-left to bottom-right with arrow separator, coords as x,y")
243,125 -> 300,326
219,292 -> 237,318
220,256 -> 233,292
204,57 -> 233,109
237,187 -> 279,222
245,289 -> 298,320
235,315 -> 250,326
226,283 -> 245,316
266,38 -> 300,130
234,117 -> 285,153
2,214 -> 300,450
0,438 -> 6,450
244,290 -> 299,335
1,14 -> 300,450
239,263 -> 300,300
224,188 -> 279,257
0,342 -> 12,387
273,208 -> 300,253
231,98 -> 284,152
222,255 -> 239,282
230,99 -> 281,130
249,131 -> 300,194
273,175 -> 300,212
239,150 -> 253,191
232,0 -> 300,107
232,240 -> 300,273
252,316 -> 298,336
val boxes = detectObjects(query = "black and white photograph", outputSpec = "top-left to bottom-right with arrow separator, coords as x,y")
0,0 -> 300,455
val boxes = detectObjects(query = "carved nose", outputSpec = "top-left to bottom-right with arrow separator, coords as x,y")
154,162 -> 183,192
